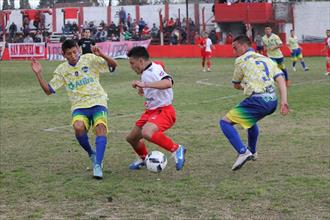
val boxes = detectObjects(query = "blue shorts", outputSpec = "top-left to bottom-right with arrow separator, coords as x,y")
71,105 -> 108,133
291,48 -> 303,59
270,57 -> 286,70
226,94 -> 277,129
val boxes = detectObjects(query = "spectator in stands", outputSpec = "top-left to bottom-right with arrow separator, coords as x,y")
9,22 -> 17,42
167,18 -> 175,32
108,22 -> 117,37
22,16 -> 30,35
83,21 -> 89,30
15,33 -> 24,43
170,29 -> 180,45
100,20 -> 106,29
59,35 -> 67,43
24,34 -> 34,43
123,30 -> 132,41
72,22 -> 79,33
34,30 -> 44,43
39,12 -> 46,30
141,25 -> 151,40
209,30 -> 218,44
96,28 -> 108,42
110,33 -> 119,41
254,33 -> 263,54
62,23 -> 71,35
132,30 -> 141,41
138,18 -> 146,33
34,11 -> 41,30
78,29 -> 96,54
127,13 -> 132,29
150,23 -> 159,39
225,32 -> 233,44
72,31 -> 80,43
119,7 -> 127,24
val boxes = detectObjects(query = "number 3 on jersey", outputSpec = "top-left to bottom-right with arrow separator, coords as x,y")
255,60 -> 270,82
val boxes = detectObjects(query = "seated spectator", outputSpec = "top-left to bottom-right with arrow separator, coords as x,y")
132,31 -> 141,41
34,30 -> 44,42
110,33 -> 119,41
96,28 -> 108,42
150,23 -> 159,39
72,22 -> 79,33
225,32 -> 233,44
123,30 -> 132,41
170,29 -> 180,45
108,21 -> 117,36
209,30 -> 218,44
23,34 -> 34,43
141,25 -> 151,40
62,23 -> 71,35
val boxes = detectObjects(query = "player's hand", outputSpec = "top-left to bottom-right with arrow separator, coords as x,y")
31,58 -> 42,75
92,46 -> 103,56
132,80 -> 145,88
137,87 -> 144,96
280,103 -> 289,115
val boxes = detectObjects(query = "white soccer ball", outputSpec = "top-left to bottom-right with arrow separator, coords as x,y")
145,151 -> 168,173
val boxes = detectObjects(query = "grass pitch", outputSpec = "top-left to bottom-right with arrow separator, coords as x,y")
0,57 -> 329,219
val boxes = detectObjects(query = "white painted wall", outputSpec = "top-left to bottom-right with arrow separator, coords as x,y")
294,2 -> 330,41
84,7 -> 107,27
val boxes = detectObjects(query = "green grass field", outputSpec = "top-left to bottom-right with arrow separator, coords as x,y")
0,57 -> 329,220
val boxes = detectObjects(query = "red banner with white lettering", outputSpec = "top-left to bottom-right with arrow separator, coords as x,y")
47,40 -> 151,61
8,43 -> 46,59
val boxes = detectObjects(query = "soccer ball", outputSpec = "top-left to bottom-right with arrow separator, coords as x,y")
145,151 -> 168,173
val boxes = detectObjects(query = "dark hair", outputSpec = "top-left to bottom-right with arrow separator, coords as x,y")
127,46 -> 149,60
233,35 -> 252,47
61,39 -> 77,53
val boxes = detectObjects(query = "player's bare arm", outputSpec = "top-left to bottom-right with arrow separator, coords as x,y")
135,79 -> 172,89
275,75 -> 289,115
30,58 -> 52,95
92,46 -> 118,69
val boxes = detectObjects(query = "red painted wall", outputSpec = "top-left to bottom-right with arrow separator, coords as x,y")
148,43 -> 325,58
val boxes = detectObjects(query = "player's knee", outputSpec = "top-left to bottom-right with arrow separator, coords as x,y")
95,124 -> 107,136
73,121 -> 86,134
141,128 -> 153,140
126,134 -> 139,145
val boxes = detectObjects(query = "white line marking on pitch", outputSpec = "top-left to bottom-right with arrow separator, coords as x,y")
196,78 -> 230,87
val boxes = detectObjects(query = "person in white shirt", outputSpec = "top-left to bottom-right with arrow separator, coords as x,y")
203,32 -> 215,72
126,46 -> 186,171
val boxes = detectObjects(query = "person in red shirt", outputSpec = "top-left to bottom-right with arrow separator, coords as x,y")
196,32 -> 207,71
322,30 -> 330,75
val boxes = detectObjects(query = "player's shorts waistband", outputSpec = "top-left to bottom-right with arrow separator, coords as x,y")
146,104 -> 174,112
250,92 -> 277,101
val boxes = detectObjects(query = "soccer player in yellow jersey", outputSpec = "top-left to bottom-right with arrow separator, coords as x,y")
262,26 -> 290,86
219,35 -> 289,171
287,29 -> 308,72
31,39 -> 118,179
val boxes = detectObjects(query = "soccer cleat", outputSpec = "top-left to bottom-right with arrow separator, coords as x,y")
232,149 -> 252,171
90,153 -> 96,167
93,164 -> 103,179
173,145 -> 186,171
304,67 -> 309,71
251,152 -> 258,161
202,68 -> 206,72
292,67 -> 296,72
207,68 -> 211,72
129,158 -> 146,170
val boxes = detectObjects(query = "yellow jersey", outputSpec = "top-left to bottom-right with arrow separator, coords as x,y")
233,50 -> 283,96
49,53 -> 110,111
287,36 -> 299,51
262,33 -> 284,58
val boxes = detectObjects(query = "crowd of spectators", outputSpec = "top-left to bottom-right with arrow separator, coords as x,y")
1,7 -> 220,45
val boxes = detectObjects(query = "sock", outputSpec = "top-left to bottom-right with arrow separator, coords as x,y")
247,124 -> 259,154
300,61 -> 306,69
282,68 -> 289,80
207,60 -> 211,69
202,59 -> 205,68
292,61 -> 296,68
219,120 -> 246,154
76,133 -> 94,156
327,63 -> 330,72
133,140 -> 148,160
150,131 -> 178,153
95,136 -> 107,165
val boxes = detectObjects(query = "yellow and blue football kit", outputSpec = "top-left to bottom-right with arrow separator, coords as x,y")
262,33 -> 289,81
49,53 -> 110,132
226,50 -> 283,129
